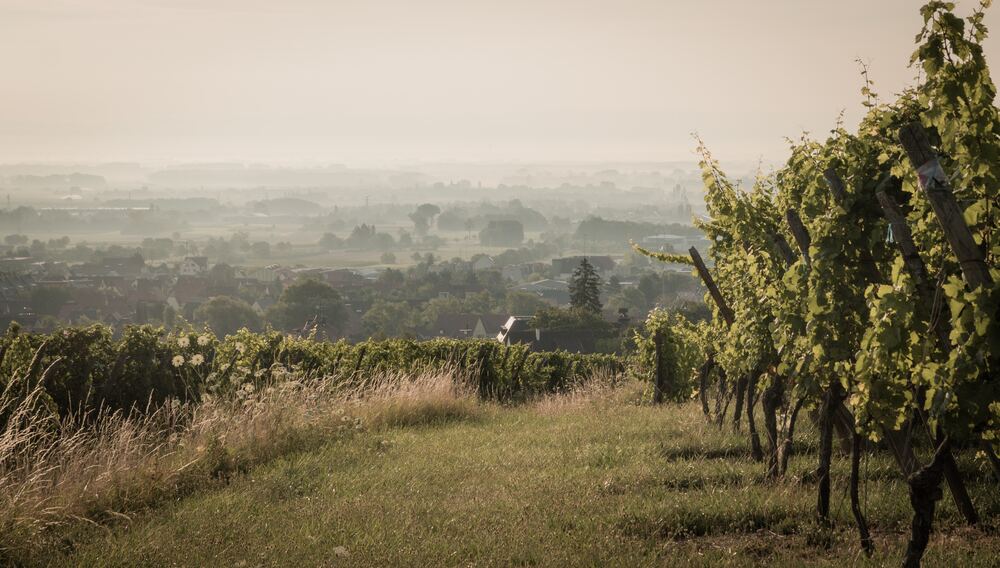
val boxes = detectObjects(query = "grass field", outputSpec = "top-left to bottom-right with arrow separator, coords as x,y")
31,381 -> 997,567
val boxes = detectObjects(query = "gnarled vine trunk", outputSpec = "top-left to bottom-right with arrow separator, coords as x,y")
746,371 -> 764,462
903,437 -> 951,568
850,430 -> 874,556
817,384 -> 845,523
761,375 -> 784,478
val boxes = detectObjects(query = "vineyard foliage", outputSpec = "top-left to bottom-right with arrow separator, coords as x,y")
0,323 -> 623,423
644,1 -> 999,455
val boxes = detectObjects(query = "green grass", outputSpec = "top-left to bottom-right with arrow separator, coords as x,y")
45,400 -> 1000,567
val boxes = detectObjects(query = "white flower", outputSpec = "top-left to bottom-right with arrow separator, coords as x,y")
197,335 -> 211,346
190,354 -> 205,366
171,355 -> 185,367
177,337 -> 190,348
234,342 -> 246,354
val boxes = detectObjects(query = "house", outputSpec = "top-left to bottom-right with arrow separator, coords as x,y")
166,276 -> 209,314
496,315 -> 604,353
551,256 -> 615,277
471,256 -> 496,272
427,313 -> 508,339
101,252 -> 146,276
179,256 -> 209,276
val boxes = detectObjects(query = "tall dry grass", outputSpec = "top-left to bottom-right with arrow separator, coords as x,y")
532,370 -> 645,414
0,369 -> 478,563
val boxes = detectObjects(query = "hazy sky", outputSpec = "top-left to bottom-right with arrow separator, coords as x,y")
1,0 -> 998,166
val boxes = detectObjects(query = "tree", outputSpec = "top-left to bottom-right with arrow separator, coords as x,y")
362,300 -> 420,338
4,234 -> 27,246
606,275 -> 622,295
267,279 -> 346,332
479,220 -> 524,247
409,203 -> 441,239
504,290 -> 549,316
250,241 -> 271,257
319,232 -> 343,250
569,258 -> 602,313
194,296 -> 262,337
530,306 -> 613,334
380,251 -> 396,264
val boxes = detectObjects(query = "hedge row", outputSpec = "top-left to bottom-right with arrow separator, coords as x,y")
0,324 -> 625,420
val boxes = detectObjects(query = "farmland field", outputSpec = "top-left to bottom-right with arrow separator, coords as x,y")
48,393 -> 999,567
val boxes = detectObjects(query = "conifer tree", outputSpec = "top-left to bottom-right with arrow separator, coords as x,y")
569,258 -> 603,313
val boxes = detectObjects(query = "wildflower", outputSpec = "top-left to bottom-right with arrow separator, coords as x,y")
190,354 -> 205,366
172,355 -> 185,367
177,337 -> 190,348
234,342 -> 246,354
197,335 -> 211,346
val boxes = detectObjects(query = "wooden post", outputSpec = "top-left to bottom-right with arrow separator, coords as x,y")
746,370 -> 764,462
898,122 -> 993,289
689,247 -> 735,326
877,191 -> 951,351
653,328 -> 665,404
785,209 -> 811,266
823,169 -> 883,283
823,167 -> 850,206
876,190 -> 980,526
768,234 -> 798,267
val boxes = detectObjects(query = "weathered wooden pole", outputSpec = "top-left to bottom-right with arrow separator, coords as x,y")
768,233 -> 798,268
653,328 -> 666,404
876,191 -> 980,526
898,123 -> 993,289
689,247 -> 735,326
689,246 -> 761,460
784,209 -> 811,266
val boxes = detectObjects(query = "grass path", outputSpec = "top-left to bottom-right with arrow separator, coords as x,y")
59,401 -> 999,567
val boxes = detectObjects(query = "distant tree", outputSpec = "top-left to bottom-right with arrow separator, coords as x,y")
377,268 -> 405,289
504,290 -> 549,316
409,203 -> 441,239
207,263 -> 237,295
569,258 -> 602,313
530,306 -> 613,334
361,300 -> 420,338
163,304 -> 177,328
380,251 -> 396,264
30,286 -> 71,316
194,296 -> 262,337
479,220 -> 524,247
4,234 -> 28,246
47,236 -> 71,249
319,232 -> 344,250
250,241 -> 271,257
606,275 -> 622,295
267,279 -> 346,332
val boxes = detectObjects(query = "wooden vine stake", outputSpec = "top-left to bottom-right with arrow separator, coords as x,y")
784,209 -> 811,266
653,328 -> 666,404
896,122 -> 992,566
899,123 -> 993,289
688,247 -> 762,461
877,190 -> 980,527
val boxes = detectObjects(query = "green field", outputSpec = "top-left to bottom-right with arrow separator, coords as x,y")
50,391 -> 998,567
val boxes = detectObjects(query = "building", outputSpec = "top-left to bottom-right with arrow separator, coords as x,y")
179,256 -> 209,276
426,313 -> 508,339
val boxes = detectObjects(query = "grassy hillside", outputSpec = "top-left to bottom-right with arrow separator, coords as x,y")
40,382 -> 999,567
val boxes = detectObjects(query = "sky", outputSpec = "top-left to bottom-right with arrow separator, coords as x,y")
1,0 -> 998,166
